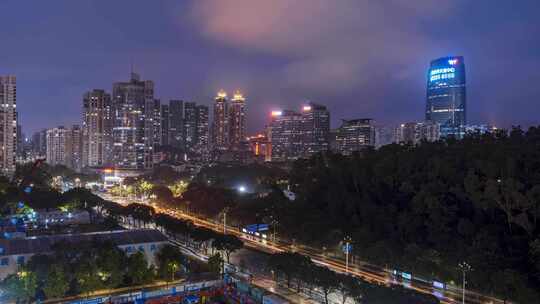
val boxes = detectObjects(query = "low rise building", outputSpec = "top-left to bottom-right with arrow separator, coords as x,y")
0,229 -> 168,279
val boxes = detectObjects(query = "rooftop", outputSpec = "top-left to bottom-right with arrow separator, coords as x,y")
0,229 -> 168,256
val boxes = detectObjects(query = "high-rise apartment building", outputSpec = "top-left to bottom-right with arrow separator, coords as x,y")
169,100 -> 184,149
184,102 -> 197,151
82,89 -> 112,168
335,119 -> 375,155
112,73 -> 154,170
229,91 -> 246,147
69,125 -> 83,172
160,104 -> 169,146
426,56 -> 466,138
395,121 -> 440,145
0,75 -> 17,175
195,105 -> 209,153
46,126 -> 69,167
212,90 -> 229,150
301,103 -> 330,156
151,99 -> 162,148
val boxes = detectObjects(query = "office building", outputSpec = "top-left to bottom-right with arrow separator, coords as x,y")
82,89 -> 113,168
335,119 -> 375,155
464,124 -> 499,135
301,103 -> 330,156
0,75 -> 17,175
268,110 -> 303,161
395,121 -> 440,145
112,72 -> 154,170
426,56 -> 466,138
212,90 -> 229,150
229,91 -> 246,147
169,99 -> 184,149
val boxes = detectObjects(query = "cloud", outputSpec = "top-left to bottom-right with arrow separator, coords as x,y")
188,0 -> 460,94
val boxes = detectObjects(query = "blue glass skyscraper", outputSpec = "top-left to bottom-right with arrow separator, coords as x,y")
426,56 -> 466,138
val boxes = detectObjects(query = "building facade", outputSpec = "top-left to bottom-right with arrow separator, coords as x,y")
169,99 -> 184,149
426,56 -> 466,138
0,229 -> 168,280
82,89 -> 113,168
395,121 -> 440,145
0,75 -> 17,175
46,126 -> 69,167
112,73 -> 154,170
301,103 -> 330,156
229,91 -> 246,147
268,110 -> 303,161
160,104 -> 170,146
212,90 -> 229,150
195,105 -> 209,156
335,119 -> 375,155
69,125 -> 83,172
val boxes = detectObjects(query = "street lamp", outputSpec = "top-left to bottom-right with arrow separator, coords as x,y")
458,261 -> 472,304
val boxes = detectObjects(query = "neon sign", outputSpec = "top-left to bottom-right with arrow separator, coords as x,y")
430,67 -> 455,82
448,59 -> 458,65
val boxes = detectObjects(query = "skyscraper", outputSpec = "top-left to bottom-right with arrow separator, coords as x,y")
82,89 -> 112,168
0,75 -> 17,175
212,90 -> 229,150
69,125 -> 83,172
268,110 -> 303,161
169,100 -> 184,149
151,99 -> 162,148
229,91 -> 246,147
46,126 -> 69,167
426,56 -> 466,138
335,119 -> 375,155
160,104 -> 169,146
301,102 -> 330,156
112,72 -> 154,170
195,104 -> 209,157
184,102 -> 197,151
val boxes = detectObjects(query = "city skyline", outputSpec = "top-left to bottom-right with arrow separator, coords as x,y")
1,1 -> 539,135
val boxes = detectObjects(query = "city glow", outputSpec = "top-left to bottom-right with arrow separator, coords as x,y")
302,105 -> 312,111
271,110 -> 282,116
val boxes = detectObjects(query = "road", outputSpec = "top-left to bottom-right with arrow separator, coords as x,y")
99,193 -> 506,304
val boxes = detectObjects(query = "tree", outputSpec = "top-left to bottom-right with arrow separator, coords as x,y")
42,264 -> 69,299
313,266 -> 338,304
75,261 -> 104,297
336,273 -> 363,304
213,234 -> 243,263
1,270 -> 37,303
208,253 -> 224,275
126,252 -> 154,285
156,244 -> 186,280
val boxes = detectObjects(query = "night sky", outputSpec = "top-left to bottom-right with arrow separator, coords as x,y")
1,0 -> 539,135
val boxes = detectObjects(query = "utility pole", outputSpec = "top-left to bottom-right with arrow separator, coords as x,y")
223,207 -> 229,234
458,262 -> 472,304
344,236 -> 352,273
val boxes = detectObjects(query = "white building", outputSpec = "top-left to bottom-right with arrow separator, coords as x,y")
0,75 -> 17,175
0,229 -> 168,280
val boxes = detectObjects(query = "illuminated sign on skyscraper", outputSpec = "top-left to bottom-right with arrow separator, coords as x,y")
425,56 -> 466,138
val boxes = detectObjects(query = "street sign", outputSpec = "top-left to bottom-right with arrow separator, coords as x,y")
342,243 -> 352,253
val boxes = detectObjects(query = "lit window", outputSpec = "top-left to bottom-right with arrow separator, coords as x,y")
1,258 -> 9,266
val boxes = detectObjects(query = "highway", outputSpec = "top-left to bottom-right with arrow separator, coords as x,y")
99,193 -> 506,304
